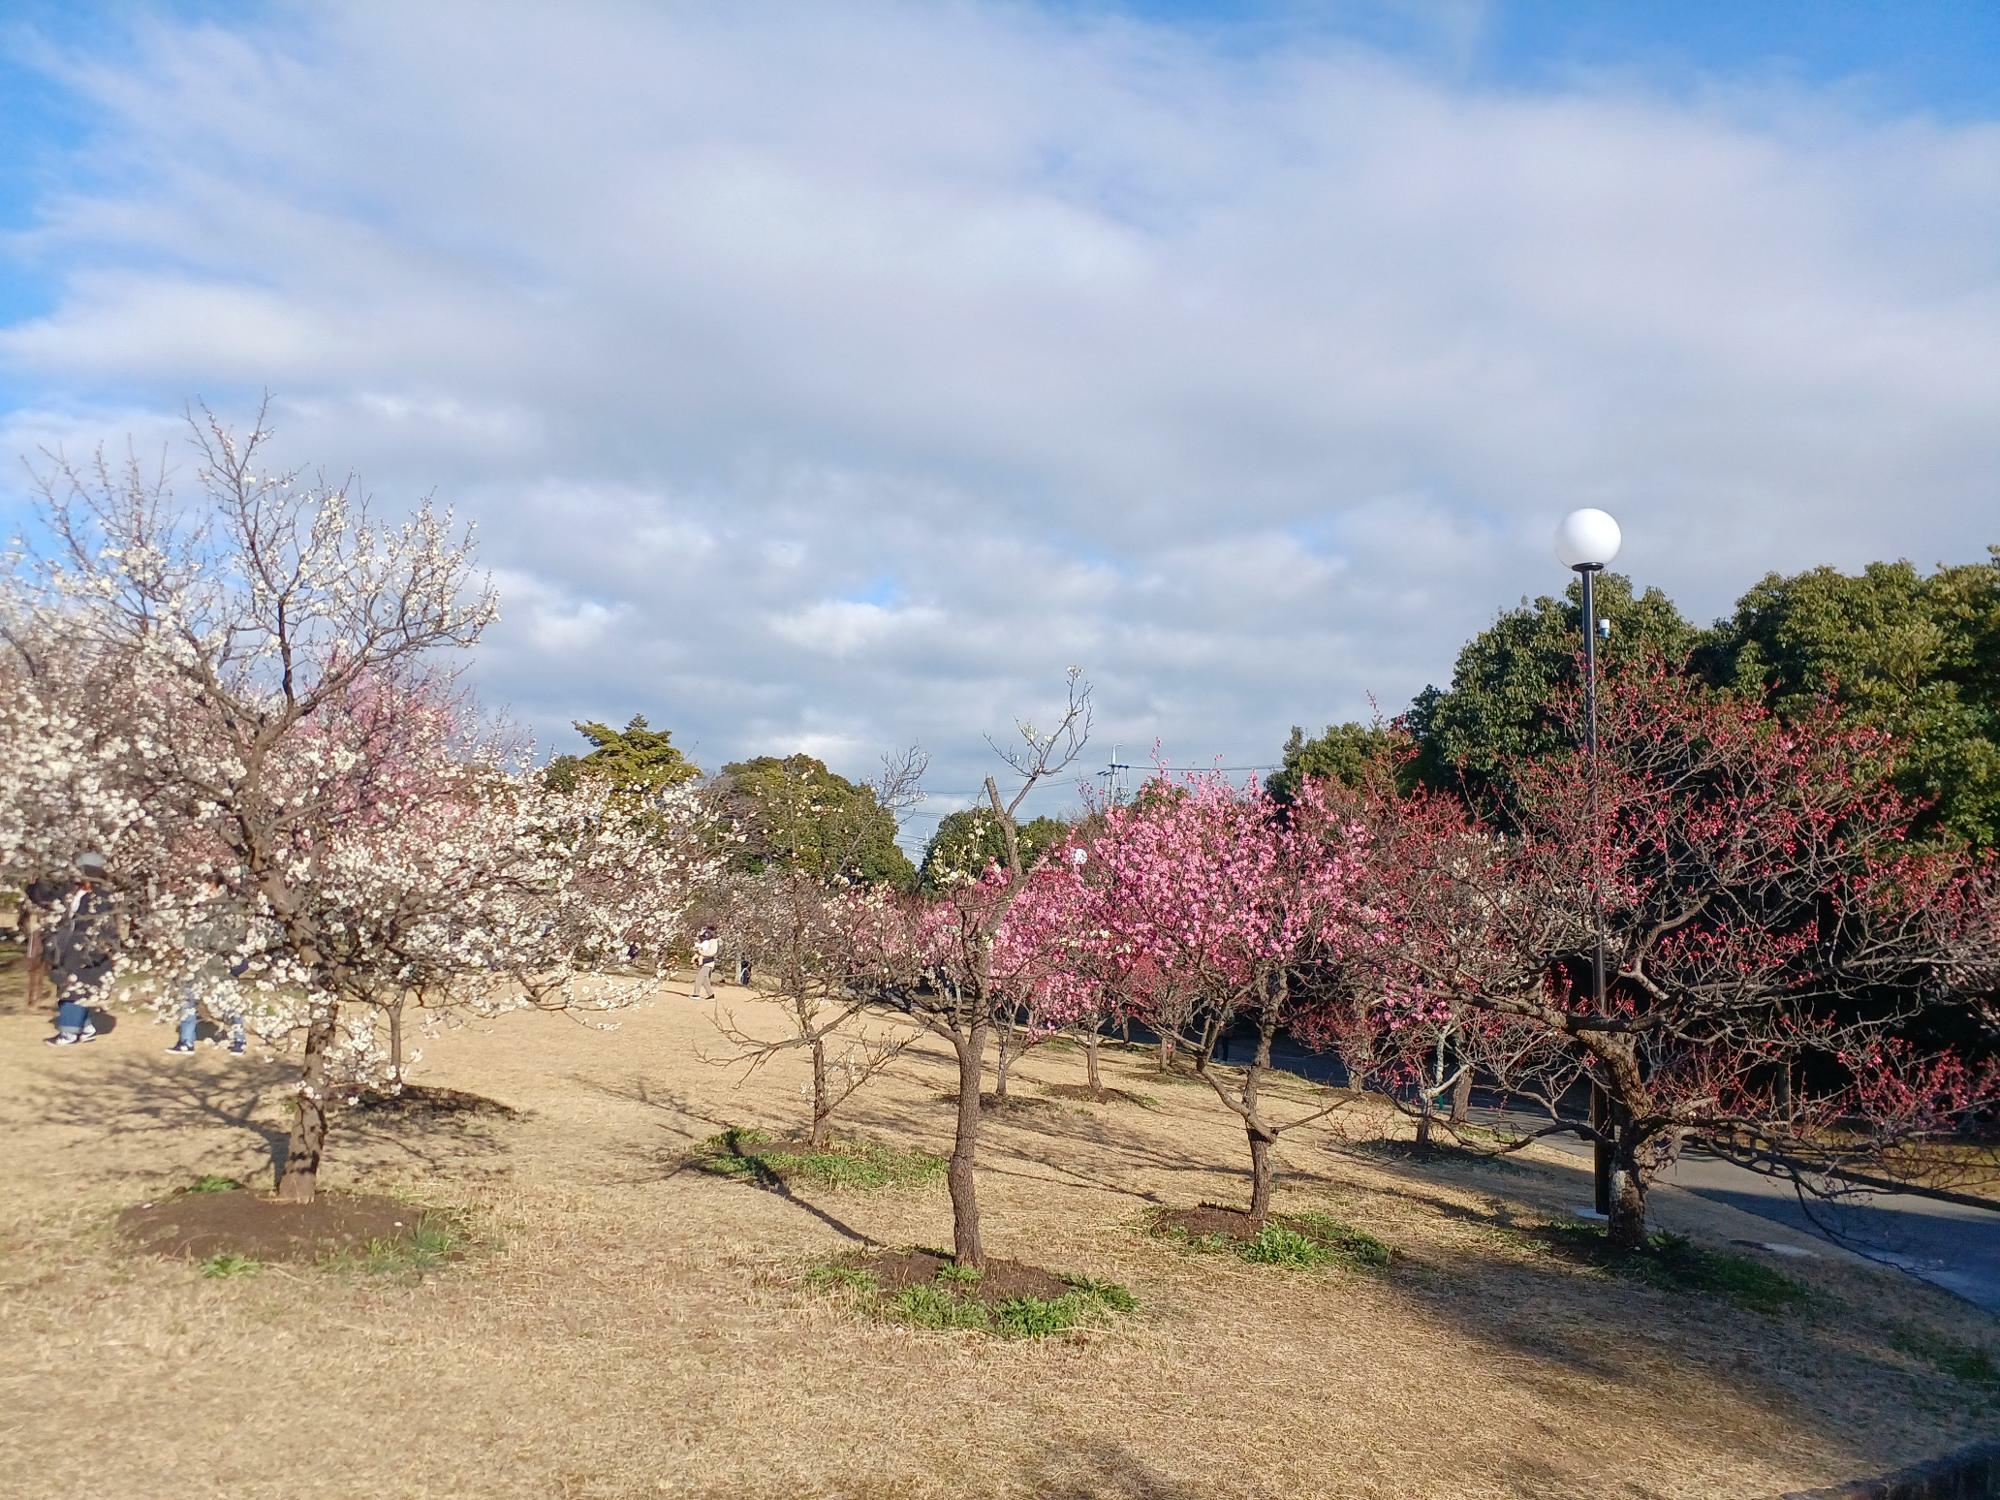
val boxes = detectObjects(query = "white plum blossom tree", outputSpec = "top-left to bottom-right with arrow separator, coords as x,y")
7,405 -> 718,1200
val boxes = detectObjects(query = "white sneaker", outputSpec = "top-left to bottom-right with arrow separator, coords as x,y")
46,1034 -> 78,1047
79,1023 -> 98,1041
166,1042 -> 196,1055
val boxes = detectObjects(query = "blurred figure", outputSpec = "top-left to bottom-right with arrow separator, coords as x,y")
167,879 -> 247,1056
691,926 -> 720,1001
45,852 -> 115,1046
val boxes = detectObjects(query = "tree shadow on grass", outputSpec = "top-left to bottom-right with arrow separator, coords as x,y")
35,1051 -> 518,1190
569,1072 -> 876,1245
1331,1153 -> 1997,1480
564,1071 -> 735,1135
1020,1441 -> 1210,1500
677,1131 -> 878,1247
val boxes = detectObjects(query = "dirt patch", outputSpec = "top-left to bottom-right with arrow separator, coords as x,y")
850,1248 -> 1074,1302
709,1129 -> 818,1163
1150,1203 -> 1270,1241
1041,1083 -> 1153,1108
120,1187 -> 439,1264
933,1091 -> 1055,1113
343,1084 -> 521,1120
1146,1203 -> 1393,1270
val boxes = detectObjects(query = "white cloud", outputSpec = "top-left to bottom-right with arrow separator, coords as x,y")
1,0 -> 1995,816
766,599 -> 949,658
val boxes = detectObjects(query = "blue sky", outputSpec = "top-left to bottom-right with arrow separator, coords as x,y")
1,1 -> 1995,851
1109,0 -> 2000,111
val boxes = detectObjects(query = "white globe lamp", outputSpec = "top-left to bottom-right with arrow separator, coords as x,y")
1555,508 -> 1621,572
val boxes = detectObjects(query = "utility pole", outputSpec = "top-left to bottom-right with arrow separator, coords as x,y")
1096,744 -> 1131,806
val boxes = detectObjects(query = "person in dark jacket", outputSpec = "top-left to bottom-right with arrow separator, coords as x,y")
45,852 -> 115,1047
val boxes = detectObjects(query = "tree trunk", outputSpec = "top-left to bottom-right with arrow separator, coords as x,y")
1244,1005 -> 1280,1220
947,1023 -> 989,1268
277,1006 -> 339,1203
1248,1127 -> 1276,1220
810,1036 -> 830,1149
387,999 -> 405,1087
1345,1032 -> 1373,1095
993,1029 -> 1012,1101
1606,1133 -> 1648,1251
1450,1065 -> 1473,1125
22,907 -> 46,1009
1084,1030 -> 1101,1094
1157,1032 -> 1175,1072
1414,1102 -> 1435,1154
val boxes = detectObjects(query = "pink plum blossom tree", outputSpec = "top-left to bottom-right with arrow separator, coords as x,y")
1032,772 -> 1367,1220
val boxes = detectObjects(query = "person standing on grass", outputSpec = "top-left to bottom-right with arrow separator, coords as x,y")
692,925 -> 720,1001
45,852 -> 115,1046
168,880 -> 246,1056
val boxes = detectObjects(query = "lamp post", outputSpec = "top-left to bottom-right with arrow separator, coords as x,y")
1555,507 -> 1622,1217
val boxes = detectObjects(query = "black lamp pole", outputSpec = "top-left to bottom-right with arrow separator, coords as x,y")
1576,561 -> 1613,1216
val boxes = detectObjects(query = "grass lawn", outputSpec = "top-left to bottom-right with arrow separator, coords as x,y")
0,977 -> 1993,1499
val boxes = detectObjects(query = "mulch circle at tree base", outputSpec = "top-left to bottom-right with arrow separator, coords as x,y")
932,1090 -> 1056,1114
1150,1204 -> 1278,1241
343,1085 -> 520,1121
1040,1083 -> 1153,1107
847,1248 -> 1073,1303
119,1188 -> 449,1265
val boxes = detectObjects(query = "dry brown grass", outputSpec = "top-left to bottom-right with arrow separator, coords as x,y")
0,981 -> 1993,1500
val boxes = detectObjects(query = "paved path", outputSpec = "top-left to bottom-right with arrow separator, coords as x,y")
1201,1031 -> 2000,1313
1505,1116 -> 2000,1314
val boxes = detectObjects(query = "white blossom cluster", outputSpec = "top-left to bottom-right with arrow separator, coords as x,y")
2,412 -> 722,1108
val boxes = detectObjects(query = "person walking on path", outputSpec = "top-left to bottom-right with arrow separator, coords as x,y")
168,881 -> 246,1056
45,852 -> 116,1046
691,926 -> 720,1001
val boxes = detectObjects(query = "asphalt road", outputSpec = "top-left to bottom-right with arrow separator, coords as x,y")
1553,1132 -> 2000,1315
1198,1029 -> 2000,1313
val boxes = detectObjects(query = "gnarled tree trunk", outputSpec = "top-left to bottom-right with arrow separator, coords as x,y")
1606,1130 -> 1648,1250
277,1005 -> 339,1202
1248,1126 -> 1276,1220
1084,1030 -> 1102,1094
1450,1064 -> 1473,1125
1242,1006 -> 1280,1220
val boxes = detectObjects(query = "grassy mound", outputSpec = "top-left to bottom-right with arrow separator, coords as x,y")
1040,1083 -> 1157,1108
691,1127 -> 946,1190
1892,1326 -> 2000,1391
1528,1221 -> 1813,1314
805,1249 -> 1136,1340
122,1184 -> 470,1281
1145,1204 -> 1391,1271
